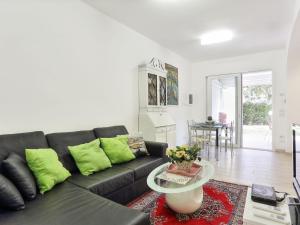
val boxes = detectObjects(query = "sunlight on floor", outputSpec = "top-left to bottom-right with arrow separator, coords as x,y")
243,125 -> 272,150
201,148 -> 294,195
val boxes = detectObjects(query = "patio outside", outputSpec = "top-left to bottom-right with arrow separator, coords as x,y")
243,125 -> 272,150
242,71 -> 272,150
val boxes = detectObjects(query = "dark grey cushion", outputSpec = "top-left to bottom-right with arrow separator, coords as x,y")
68,167 -> 134,196
0,174 -> 25,211
2,153 -> 37,200
0,131 -> 48,173
117,156 -> 164,180
144,141 -> 168,159
93,126 -> 128,138
0,182 -> 149,225
46,131 -> 96,173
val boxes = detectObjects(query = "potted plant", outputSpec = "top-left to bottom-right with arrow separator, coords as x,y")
166,144 -> 201,172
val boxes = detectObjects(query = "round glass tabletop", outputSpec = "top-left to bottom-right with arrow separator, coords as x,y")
147,160 -> 214,194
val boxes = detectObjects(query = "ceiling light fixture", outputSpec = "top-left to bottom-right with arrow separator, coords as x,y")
200,29 -> 234,45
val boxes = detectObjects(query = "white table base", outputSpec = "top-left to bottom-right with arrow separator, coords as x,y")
165,187 -> 204,214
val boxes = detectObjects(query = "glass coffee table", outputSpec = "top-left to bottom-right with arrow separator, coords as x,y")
147,160 -> 214,214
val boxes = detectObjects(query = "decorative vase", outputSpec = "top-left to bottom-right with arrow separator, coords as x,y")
176,160 -> 194,172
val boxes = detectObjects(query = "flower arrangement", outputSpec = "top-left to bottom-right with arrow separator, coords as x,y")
166,144 -> 201,171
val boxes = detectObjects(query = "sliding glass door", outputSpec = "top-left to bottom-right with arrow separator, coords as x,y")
206,74 -> 242,147
206,71 -> 273,150
242,71 -> 272,150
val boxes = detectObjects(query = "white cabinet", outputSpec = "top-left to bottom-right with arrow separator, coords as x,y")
155,126 -> 176,147
155,128 -> 167,143
139,111 -> 176,147
166,125 -> 176,147
138,58 -> 167,109
138,58 -> 176,148
243,188 -> 291,225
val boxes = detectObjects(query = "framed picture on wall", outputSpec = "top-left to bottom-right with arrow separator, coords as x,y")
165,63 -> 179,105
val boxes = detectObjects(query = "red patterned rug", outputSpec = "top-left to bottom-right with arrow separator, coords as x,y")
128,180 -> 248,225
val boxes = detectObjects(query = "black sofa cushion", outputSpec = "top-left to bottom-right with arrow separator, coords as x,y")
0,131 -> 48,173
46,130 -> 96,173
0,182 -> 149,225
93,126 -> 128,138
68,166 -> 134,196
2,153 -> 37,200
117,156 -> 164,180
145,141 -> 168,161
0,174 -> 25,211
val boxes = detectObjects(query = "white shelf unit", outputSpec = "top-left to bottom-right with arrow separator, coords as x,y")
138,58 -> 176,148
139,110 -> 176,147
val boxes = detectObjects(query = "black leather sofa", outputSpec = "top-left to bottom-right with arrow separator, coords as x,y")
0,126 -> 168,225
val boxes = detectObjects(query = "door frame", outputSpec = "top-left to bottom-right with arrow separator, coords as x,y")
241,70 -> 273,150
205,70 -> 273,150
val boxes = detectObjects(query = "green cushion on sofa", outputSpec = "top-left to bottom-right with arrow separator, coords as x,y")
115,135 -> 129,145
68,139 -> 112,176
100,137 -> 135,164
25,148 -> 71,194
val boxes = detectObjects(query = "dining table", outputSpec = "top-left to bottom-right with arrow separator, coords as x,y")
191,122 -> 228,160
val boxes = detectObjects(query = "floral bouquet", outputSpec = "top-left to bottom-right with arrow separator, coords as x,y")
166,144 -> 201,171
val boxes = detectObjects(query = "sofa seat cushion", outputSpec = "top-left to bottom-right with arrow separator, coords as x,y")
68,167 -> 134,196
0,182 -> 149,225
118,156 -> 164,180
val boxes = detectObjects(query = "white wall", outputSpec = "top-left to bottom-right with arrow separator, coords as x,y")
0,0 -> 191,145
286,0 -> 300,151
191,50 -> 287,151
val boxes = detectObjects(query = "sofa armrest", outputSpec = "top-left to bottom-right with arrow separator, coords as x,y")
145,141 -> 168,161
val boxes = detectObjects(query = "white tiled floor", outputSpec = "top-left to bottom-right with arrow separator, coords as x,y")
200,148 -> 294,195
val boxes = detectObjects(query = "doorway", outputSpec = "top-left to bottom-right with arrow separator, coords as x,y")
206,70 -> 273,150
242,71 -> 272,150
206,74 -> 242,147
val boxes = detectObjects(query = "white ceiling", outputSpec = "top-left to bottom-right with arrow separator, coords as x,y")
85,0 -> 295,62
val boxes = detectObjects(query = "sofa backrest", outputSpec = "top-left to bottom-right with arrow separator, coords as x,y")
0,131 -> 49,173
46,130 -> 96,173
0,126 -> 129,173
93,126 -> 128,138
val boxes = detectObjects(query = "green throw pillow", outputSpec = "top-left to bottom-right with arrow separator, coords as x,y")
100,137 -> 135,164
115,135 -> 129,145
25,148 -> 71,194
68,139 -> 112,176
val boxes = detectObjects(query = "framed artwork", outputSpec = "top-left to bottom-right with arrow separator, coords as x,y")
165,63 -> 179,105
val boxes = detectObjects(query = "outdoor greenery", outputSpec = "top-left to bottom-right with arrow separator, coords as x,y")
243,102 -> 272,125
243,85 -> 272,125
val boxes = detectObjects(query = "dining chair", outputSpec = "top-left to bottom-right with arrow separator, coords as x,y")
187,121 -> 211,158
220,121 -> 234,156
187,120 -> 198,145
194,123 -> 221,161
